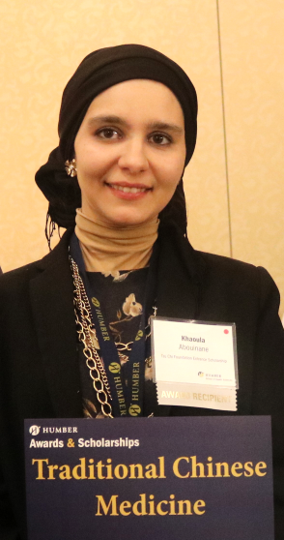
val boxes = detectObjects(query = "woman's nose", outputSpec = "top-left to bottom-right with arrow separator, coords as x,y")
118,139 -> 149,173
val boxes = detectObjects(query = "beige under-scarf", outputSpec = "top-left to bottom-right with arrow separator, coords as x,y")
75,209 -> 159,275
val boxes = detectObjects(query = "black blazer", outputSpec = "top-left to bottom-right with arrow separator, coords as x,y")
1,224 -> 284,539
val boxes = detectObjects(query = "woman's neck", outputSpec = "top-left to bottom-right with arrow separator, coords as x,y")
75,209 -> 159,274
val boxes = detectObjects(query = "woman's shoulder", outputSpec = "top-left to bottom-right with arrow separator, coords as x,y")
0,259 -> 44,290
0,229 -> 72,297
199,249 -> 265,276
199,249 -> 274,285
195,249 -> 280,312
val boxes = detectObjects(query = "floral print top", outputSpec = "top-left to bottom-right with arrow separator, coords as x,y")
78,267 -> 155,418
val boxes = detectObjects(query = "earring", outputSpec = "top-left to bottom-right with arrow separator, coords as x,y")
65,159 -> 77,177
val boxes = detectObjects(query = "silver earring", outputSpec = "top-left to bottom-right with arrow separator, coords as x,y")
65,159 -> 77,177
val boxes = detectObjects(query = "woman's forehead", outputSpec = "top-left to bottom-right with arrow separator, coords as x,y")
82,79 -> 185,127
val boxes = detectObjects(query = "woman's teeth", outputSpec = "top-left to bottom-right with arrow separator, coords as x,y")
109,184 -> 148,194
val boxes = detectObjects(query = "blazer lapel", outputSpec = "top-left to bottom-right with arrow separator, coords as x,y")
29,232 -> 82,418
151,224 -> 207,417
157,223 -> 205,320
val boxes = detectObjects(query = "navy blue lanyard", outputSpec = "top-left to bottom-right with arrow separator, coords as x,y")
70,233 -> 157,417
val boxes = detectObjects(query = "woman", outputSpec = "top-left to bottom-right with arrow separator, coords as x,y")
0,44 -> 284,539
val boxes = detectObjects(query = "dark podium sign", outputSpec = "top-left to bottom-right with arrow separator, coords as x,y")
25,416 -> 274,539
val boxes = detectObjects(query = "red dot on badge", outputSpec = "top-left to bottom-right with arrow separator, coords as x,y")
224,329 -> 229,334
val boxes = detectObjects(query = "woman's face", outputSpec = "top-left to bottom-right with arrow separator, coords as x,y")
74,79 -> 186,228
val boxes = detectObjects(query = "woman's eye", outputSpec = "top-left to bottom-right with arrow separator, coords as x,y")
96,128 -> 121,140
149,133 -> 172,145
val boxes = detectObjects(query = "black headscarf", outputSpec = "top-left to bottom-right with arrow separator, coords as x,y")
36,44 -> 198,234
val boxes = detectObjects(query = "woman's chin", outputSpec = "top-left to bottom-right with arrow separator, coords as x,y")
104,211 -> 157,229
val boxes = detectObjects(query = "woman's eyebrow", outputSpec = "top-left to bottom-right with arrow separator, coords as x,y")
147,121 -> 184,133
87,115 -> 127,127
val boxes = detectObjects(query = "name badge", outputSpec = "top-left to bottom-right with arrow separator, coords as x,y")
151,318 -> 238,411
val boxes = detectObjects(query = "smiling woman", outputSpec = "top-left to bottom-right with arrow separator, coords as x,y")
0,44 -> 284,539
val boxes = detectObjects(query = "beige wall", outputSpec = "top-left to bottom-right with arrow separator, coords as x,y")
0,1 -> 283,314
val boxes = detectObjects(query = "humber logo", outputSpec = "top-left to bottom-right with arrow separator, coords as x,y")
109,362 -> 121,374
29,425 -> 79,434
29,425 -> 41,436
92,297 -> 100,308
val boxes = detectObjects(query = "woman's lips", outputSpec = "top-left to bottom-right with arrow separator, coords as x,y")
105,182 -> 152,196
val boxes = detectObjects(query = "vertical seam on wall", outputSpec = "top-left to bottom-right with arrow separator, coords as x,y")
216,0 -> 233,258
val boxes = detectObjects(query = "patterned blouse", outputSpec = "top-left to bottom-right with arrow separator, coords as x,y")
78,267 -> 156,418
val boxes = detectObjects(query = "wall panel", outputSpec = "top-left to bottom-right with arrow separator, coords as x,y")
218,0 -> 284,313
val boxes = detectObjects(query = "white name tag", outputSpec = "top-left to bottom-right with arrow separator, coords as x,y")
151,317 -> 238,411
